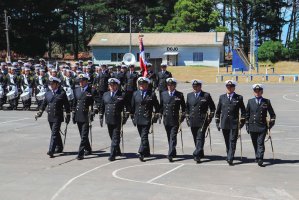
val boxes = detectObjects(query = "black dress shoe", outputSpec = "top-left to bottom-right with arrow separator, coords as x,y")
139,154 -> 145,162
84,151 -> 92,156
194,157 -> 201,164
55,149 -> 63,154
76,156 -> 84,160
168,156 -> 174,163
227,160 -> 234,166
257,159 -> 264,167
47,152 -> 54,158
108,156 -> 116,162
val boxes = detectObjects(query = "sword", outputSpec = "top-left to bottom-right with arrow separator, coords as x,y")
178,112 -> 184,154
63,123 -> 68,147
238,120 -> 243,160
205,125 -> 212,152
89,112 -> 93,148
150,115 -> 155,154
120,111 -> 125,154
265,123 -> 275,160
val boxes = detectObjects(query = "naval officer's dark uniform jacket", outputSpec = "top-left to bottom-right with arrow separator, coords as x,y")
40,88 -> 70,154
160,90 -> 186,157
94,70 -> 110,107
246,97 -> 276,160
157,70 -> 172,97
131,89 -> 159,156
73,85 -> 95,158
186,91 -> 215,158
124,71 -> 139,112
215,93 -> 246,162
100,90 -> 126,157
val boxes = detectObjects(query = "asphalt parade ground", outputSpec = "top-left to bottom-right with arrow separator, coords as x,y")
0,83 -> 299,200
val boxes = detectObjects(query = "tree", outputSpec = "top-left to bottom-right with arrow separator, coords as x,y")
258,40 -> 287,62
164,0 -> 220,32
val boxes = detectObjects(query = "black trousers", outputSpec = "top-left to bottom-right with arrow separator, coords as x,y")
222,129 -> 239,161
107,124 -> 121,157
124,91 -> 134,111
22,99 -> 31,108
165,125 -> 179,157
9,97 -> 19,109
0,96 -> 6,107
48,122 -> 63,153
77,122 -> 92,157
191,125 -> 208,158
250,131 -> 267,160
137,125 -> 151,156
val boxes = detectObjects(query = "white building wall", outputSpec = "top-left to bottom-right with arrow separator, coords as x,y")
91,45 -> 222,67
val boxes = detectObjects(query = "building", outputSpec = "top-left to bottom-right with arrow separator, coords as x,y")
88,32 -> 226,67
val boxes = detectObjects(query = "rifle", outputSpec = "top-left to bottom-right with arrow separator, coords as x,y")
63,123 -> 68,147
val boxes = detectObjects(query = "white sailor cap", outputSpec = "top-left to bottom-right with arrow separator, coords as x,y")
51,68 -> 57,72
11,66 -> 17,70
79,60 -> 83,63
47,64 -> 54,68
6,61 -> 11,65
146,63 -> 152,67
137,77 -> 150,84
166,78 -> 177,84
24,67 -> 30,71
74,61 -> 79,65
252,83 -> 264,90
87,60 -> 93,63
49,76 -> 61,83
78,73 -> 90,80
39,58 -> 45,62
108,78 -> 120,85
225,80 -> 237,87
108,66 -> 114,70
65,61 -> 70,64
121,65 -> 128,68
191,79 -> 203,85
24,63 -> 31,67
12,62 -> 18,66
1,62 -> 7,66
161,63 -> 167,67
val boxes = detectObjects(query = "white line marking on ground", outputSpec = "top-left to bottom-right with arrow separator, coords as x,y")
0,118 -> 31,124
282,94 -> 299,103
112,163 -> 262,200
147,164 -> 184,183
51,161 -> 117,200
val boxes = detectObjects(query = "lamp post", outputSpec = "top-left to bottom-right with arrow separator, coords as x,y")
4,10 -> 11,62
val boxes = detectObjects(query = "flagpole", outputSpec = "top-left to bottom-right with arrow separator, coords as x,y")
129,15 -> 132,53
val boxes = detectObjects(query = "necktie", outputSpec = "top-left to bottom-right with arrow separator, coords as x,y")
52,90 -> 55,95
195,93 -> 198,98
81,88 -> 84,92
111,92 -> 115,97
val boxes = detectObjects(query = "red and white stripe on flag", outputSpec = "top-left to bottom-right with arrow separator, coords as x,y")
139,37 -> 147,77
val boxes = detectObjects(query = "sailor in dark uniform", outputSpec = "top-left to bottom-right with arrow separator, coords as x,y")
131,77 -> 160,162
100,78 -> 127,161
94,64 -> 110,108
35,76 -> 70,158
157,63 -> 172,98
7,66 -> 20,110
215,80 -> 246,166
186,80 -> 216,163
146,63 -> 157,92
20,67 -> 35,110
160,78 -> 186,162
72,74 -> 95,160
124,64 -> 139,111
0,63 -> 8,110
246,84 -> 276,167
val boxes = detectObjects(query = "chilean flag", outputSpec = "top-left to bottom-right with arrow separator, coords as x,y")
139,37 -> 147,77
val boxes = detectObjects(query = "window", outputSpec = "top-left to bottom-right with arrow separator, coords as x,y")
111,53 -> 117,62
136,53 -> 150,62
111,53 -> 125,62
193,52 -> 203,61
